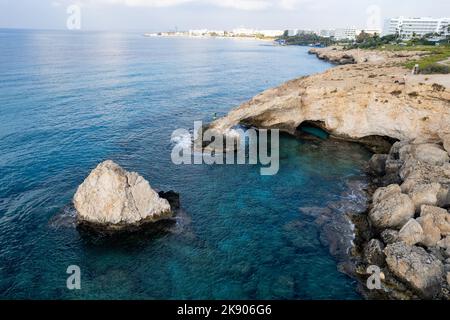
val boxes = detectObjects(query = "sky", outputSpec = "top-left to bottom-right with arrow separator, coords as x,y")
0,0 -> 449,31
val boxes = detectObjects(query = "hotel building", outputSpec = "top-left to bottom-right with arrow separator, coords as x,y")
383,17 -> 450,39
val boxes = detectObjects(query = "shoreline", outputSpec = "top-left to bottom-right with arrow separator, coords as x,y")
210,46 -> 450,299
143,34 -> 276,43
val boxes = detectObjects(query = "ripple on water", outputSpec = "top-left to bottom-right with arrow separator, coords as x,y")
0,31 -> 370,299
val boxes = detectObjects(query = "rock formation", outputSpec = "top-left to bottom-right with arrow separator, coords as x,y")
207,47 -> 449,149
384,242 -> 444,298
208,46 -> 450,299
73,160 -> 173,230
364,139 -> 450,299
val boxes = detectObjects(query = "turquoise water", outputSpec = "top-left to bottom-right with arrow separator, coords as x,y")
0,30 -> 371,299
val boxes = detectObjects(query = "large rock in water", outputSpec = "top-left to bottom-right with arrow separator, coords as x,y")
384,242 -> 444,298
73,160 -> 172,230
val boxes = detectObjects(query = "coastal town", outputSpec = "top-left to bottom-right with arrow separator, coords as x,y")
145,16 -> 450,43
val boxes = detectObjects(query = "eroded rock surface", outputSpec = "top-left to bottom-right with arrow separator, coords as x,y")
384,242 -> 444,298
73,160 -> 172,230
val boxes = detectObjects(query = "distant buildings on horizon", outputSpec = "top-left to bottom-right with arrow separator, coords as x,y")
145,16 -> 450,42
383,17 -> 450,39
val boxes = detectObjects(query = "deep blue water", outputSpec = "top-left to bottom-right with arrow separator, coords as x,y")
0,29 -> 371,299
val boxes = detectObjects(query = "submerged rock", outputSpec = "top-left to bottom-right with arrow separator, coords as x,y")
73,160 -> 173,230
384,242 -> 444,298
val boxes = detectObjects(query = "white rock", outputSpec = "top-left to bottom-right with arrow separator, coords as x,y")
399,219 -> 424,246
369,191 -> 415,229
408,183 -> 442,212
384,242 -> 444,298
420,205 -> 450,235
373,184 -> 401,203
439,133 -> 450,157
73,160 -> 172,229
411,144 -> 449,166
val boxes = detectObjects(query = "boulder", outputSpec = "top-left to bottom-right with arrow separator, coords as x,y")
408,183 -> 442,212
398,219 -> 424,246
417,206 -> 447,247
439,133 -> 450,157
437,236 -> 450,252
363,239 -> 386,266
384,242 -> 444,298
372,184 -> 401,203
380,229 -> 399,245
73,160 -> 172,230
369,190 -> 415,229
420,205 -> 450,235
411,143 -> 449,166
448,273 -> 450,286
368,154 -> 388,176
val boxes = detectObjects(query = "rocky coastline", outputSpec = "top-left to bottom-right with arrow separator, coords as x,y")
355,139 -> 450,299
210,47 -> 450,299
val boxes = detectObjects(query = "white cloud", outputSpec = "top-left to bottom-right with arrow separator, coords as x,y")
76,0 -> 306,10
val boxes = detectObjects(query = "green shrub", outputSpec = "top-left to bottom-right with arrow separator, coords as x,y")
420,63 -> 450,74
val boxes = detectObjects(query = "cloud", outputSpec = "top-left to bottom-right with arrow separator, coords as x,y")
76,0 -> 300,10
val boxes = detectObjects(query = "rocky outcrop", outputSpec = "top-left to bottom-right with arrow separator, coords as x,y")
358,139 -> 450,299
398,219 -> 424,246
363,239 -> 386,266
384,242 -> 444,298
368,185 -> 415,229
208,48 -> 449,148
73,160 -> 173,230
308,47 -> 429,65
207,46 -> 450,299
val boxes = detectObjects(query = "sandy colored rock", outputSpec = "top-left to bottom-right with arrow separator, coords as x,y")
417,214 -> 442,248
369,192 -> 415,229
73,160 -> 172,229
209,48 -> 450,145
384,242 -> 444,298
420,205 -> 450,235
399,219 -> 424,246
438,237 -> 450,252
410,144 -> 449,166
408,183 -> 442,212
440,133 -> 450,157
372,184 -> 401,203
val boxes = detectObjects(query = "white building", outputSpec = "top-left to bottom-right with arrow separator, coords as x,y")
360,29 -> 382,36
334,28 -> 358,41
189,29 -> 208,36
317,29 -> 336,38
383,17 -> 450,39
232,28 -> 257,36
257,30 -> 285,38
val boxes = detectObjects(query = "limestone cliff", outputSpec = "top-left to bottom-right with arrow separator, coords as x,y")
209,47 -> 450,144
